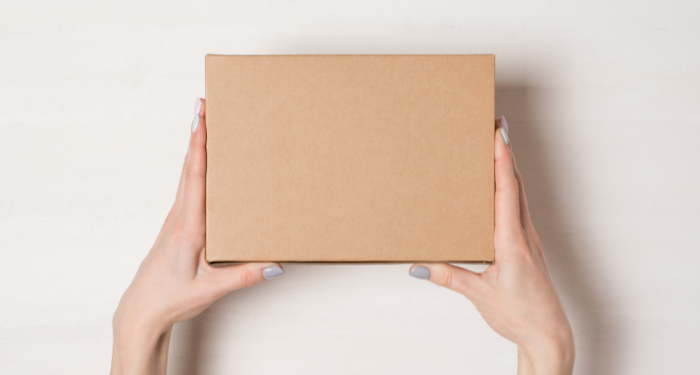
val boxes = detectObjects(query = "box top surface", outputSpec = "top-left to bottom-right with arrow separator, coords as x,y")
205,55 -> 494,263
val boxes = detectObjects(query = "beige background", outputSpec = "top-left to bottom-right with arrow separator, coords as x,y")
1,0 -> 699,374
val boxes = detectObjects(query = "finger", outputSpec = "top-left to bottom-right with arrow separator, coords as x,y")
167,158 -> 187,221
495,117 -> 522,235
207,262 -> 284,296
182,98 -> 207,217
156,160 -> 187,243
499,116 -> 531,231
180,98 -> 205,210
156,102 -> 199,241
171,98 -> 207,218
409,264 -> 484,302
511,152 -> 535,234
500,117 -> 542,257
510,150 -> 549,272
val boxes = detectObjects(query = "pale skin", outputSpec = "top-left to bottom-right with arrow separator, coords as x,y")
410,121 -> 575,374
110,99 -> 574,374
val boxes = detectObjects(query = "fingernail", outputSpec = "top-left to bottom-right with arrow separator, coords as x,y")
262,265 -> 284,280
409,266 -> 431,280
194,98 -> 202,115
501,127 -> 509,145
192,98 -> 202,133
500,116 -> 509,133
192,115 -> 200,133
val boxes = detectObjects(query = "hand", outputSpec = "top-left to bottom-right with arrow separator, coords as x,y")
409,117 -> 575,375
110,98 -> 284,375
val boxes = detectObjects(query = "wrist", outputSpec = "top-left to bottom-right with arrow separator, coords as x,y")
111,302 -> 173,375
113,287 -> 176,339
519,328 -> 575,375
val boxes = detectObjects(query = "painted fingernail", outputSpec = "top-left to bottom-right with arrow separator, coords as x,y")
500,116 -> 509,133
194,98 -> 202,115
192,98 -> 202,133
501,127 -> 509,145
192,115 -> 200,133
409,266 -> 431,280
262,265 -> 284,280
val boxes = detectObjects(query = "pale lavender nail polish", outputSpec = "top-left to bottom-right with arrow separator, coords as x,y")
192,115 -> 199,133
263,265 -> 284,280
409,266 -> 431,280
501,127 -> 509,145
194,98 -> 202,115
500,116 -> 509,133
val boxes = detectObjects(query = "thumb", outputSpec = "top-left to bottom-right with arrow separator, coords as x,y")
409,263 -> 483,301
207,262 -> 285,296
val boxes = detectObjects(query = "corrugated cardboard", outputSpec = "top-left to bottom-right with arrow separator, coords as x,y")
205,55 -> 494,263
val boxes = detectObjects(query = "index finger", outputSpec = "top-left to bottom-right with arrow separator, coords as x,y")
181,98 -> 207,219
494,116 -> 522,236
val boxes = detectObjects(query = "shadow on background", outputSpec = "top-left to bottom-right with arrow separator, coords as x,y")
497,85 -> 621,374
168,310 -> 208,375
169,85 -> 620,375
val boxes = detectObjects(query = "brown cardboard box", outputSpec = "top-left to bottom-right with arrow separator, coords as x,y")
205,55 -> 494,263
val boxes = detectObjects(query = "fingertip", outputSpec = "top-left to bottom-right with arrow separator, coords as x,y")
191,98 -> 206,134
194,98 -> 205,116
182,109 -> 207,215
262,263 -> 284,280
409,265 -> 431,280
499,116 -> 509,134
495,125 -> 509,153
501,127 -> 509,145
190,110 -> 207,144
199,98 -> 206,117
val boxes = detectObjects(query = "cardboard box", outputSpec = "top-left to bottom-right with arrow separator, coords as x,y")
205,55 -> 494,263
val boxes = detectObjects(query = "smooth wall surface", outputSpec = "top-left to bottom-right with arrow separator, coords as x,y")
1,1 -> 699,374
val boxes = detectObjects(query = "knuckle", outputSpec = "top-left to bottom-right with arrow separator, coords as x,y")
173,216 -> 186,230
496,231 -> 531,258
170,217 -> 205,245
185,167 -> 204,181
170,218 -> 188,240
238,268 -> 257,288
176,216 -> 201,234
514,169 -> 524,183
496,145 -> 512,160
498,179 -> 520,193
184,219 -> 205,239
520,248 -> 535,264
510,239 -> 537,265
434,268 -> 454,289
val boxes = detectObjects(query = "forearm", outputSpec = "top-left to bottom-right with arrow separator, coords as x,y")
111,313 -> 173,375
